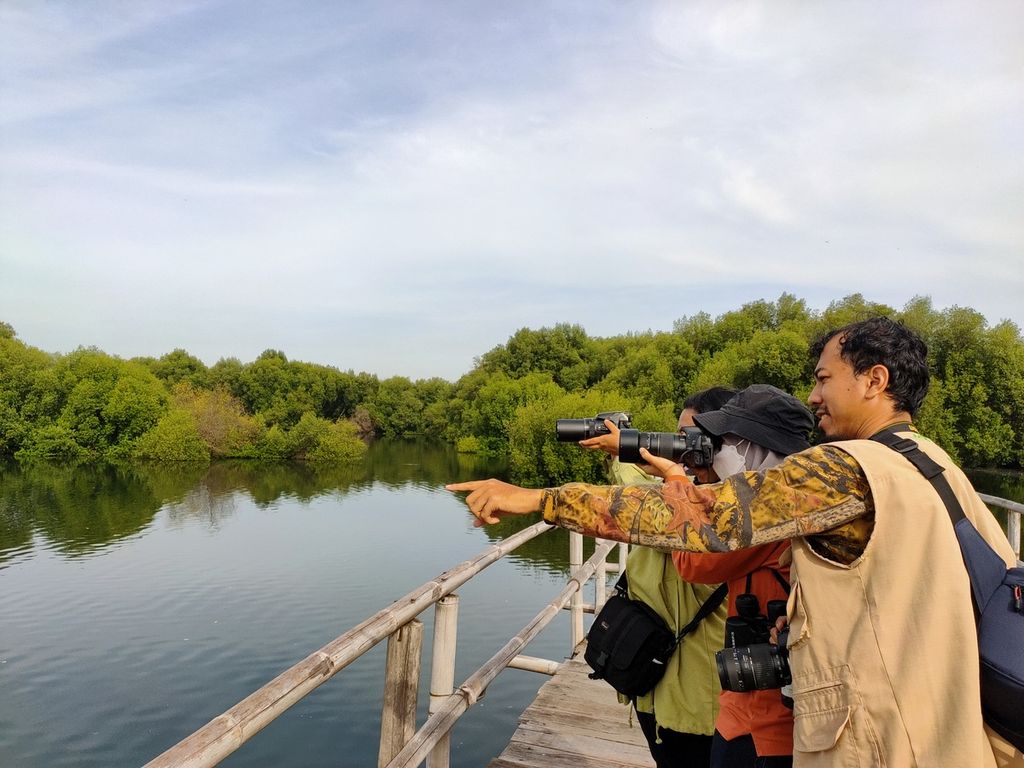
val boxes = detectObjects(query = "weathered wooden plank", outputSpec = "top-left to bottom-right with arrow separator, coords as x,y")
516,710 -> 643,745
497,739 -> 653,768
487,649 -> 654,768
511,726 -> 655,763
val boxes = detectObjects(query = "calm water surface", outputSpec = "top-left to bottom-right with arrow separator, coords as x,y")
1,444 -> 1020,768
0,442 -> 588,768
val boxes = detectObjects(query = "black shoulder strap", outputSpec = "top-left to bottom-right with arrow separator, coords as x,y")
745,567 -> 791,595
769,568 -> 792,594
675,583 -> 728,643
870,426 -> 966,524
869,426 -> 987,609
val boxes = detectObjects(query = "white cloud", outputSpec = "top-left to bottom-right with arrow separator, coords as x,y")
0,0 -> 1021,378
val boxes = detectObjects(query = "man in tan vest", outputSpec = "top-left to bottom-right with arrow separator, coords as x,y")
449,317 -> 1023,767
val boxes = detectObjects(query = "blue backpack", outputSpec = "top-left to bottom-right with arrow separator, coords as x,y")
873,428 -> 1024,751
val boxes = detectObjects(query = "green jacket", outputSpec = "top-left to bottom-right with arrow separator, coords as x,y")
608,460 -> 725,736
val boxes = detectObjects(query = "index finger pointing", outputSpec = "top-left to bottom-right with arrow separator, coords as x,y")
446,481 -> 486,492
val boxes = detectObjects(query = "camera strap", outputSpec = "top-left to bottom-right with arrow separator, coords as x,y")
675,582 -> 728,644
744,568 -> 791,595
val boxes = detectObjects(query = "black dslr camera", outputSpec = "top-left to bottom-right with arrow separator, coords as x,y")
555,411 -> 632,441
716,593 -> 792,693
617,427 -> 715,467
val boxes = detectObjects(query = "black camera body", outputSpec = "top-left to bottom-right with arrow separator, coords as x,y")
716,592 -> 792,693
618,426 -> 715,467
555,412 -> 632,442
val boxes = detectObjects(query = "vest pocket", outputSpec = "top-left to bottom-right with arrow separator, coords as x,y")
785,580 -> 810,651
791,665 -> 882,767
793,704 -> 850,752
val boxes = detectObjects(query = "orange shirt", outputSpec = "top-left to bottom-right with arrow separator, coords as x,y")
674,542 -> 794,757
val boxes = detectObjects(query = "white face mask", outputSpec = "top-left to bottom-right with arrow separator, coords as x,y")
712,441 -> 747,479
712,436 -> 785,478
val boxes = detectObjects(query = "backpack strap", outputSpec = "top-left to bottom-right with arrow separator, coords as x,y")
869,425 -> 983,607
613,570 -> 628,596
674,583 -> 728,644
871,425 -> 966,524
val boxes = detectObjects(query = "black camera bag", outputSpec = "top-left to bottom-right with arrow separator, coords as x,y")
585,574 -> 726,699
873,428 -> 1024,751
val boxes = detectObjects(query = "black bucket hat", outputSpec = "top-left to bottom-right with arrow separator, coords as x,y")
692,384 -> 813,457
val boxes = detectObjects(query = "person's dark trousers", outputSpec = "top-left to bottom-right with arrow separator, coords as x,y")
710,730 -> 792,768
635,710 -> 713,768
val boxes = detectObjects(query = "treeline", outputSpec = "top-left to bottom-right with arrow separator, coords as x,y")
1,293 -> 1022,478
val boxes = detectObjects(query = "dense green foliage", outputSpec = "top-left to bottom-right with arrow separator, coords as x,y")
2,294 -> 1022,476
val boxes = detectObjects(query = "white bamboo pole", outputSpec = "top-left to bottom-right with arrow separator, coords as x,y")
426,595 -> 459,768
508,655 -> 560,675
594,538 -> 608,611
569,531 -> 584,648
382,541 -> 615,768
144,521 -> 553,768
978,494 -> 1023,559
378,620 -> 423,768
561,602 -> 597,614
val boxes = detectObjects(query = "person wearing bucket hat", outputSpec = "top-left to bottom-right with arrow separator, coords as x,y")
574,384 -> 812,767
673,385 -> 814,768
692,384 -> 814,461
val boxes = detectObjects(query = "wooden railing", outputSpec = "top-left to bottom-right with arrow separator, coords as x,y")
980,493 -> 1023,561
145,494 -> 1022,768
144,523 -> 625,768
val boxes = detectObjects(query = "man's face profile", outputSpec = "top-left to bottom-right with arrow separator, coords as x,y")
809,335 -> 870,440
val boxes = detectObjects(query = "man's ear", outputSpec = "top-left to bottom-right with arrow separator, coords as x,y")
864,364 -> 890,399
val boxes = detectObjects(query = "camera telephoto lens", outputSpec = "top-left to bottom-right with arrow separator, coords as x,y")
555,418 -> 608,442
555,412 -> 632,442
618,429 -> 687,463
617,427 -> 715,466
715,643 -> 792,692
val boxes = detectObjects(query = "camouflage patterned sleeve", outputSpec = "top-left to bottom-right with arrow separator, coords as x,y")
541,445 -> 875,565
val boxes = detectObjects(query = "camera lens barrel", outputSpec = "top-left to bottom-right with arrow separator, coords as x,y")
715,643 -> 792,692
617,427 -> 714,466
618,429 -> 688,463
555,418 -> 607,442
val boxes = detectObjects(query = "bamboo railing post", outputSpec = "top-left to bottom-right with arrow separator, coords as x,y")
383,541 -> 615,768
594,538 -> 608,611
569,531 -> 584,648
427,595 -> 459,768
378,620 -> 424,768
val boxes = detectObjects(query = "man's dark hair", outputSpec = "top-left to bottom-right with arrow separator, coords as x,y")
684,386 -> 739,415
810,317 -> 930,416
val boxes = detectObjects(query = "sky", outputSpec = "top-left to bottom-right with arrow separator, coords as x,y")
1,0 -> 1022,381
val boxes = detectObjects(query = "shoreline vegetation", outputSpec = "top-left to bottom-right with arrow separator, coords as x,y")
2,293 -> 1023,483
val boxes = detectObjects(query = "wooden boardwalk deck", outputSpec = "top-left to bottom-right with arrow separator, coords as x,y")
487,651 -> 656,768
